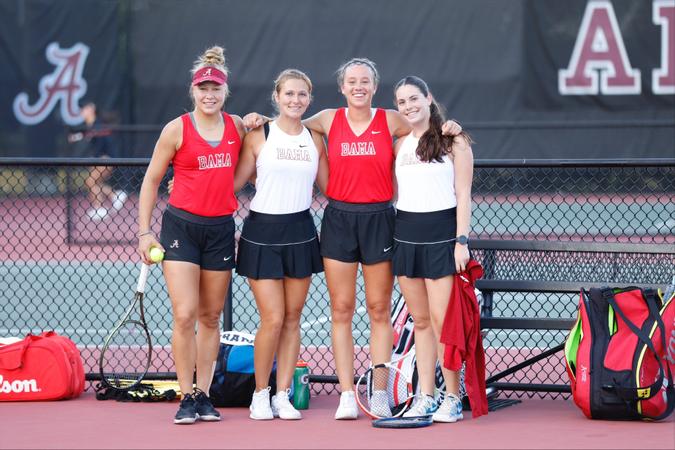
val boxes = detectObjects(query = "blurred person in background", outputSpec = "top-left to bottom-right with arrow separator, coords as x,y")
68,102 -> 127,221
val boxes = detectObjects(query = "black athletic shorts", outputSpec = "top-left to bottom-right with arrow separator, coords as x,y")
236,209 -> 323,279
319,199 -> 395,264
392,208 -> 459,279
160,205 -> 235,271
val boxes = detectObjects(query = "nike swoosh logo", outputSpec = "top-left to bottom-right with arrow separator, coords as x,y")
371,131 -> 381,135
383,246 -> 392,252
299,144 -> 308,148
227,140 -> 236,145
224,256 -> 233,261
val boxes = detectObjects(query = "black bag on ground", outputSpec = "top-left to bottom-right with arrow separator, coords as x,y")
209,331 -> 276,407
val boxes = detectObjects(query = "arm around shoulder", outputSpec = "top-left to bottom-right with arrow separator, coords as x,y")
385,109 -> 412,139
302,109 -> 336,136
233,126 -> 263,192
311,130 -> 328,194
230,114 -> 246,140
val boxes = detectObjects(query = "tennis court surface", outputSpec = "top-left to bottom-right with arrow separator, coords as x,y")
1,392 -> 672,449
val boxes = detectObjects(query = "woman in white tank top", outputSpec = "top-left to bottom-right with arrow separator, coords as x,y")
233,69 -> 328,421
392,76 -> 474,423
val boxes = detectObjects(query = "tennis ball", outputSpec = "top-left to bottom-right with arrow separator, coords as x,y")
149,247 -> 164,263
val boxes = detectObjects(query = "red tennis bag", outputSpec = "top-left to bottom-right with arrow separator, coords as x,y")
0,332 -> 85,401
565,286 -> 674,420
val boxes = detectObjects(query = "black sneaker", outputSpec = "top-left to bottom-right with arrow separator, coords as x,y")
174,393 -> 198,424
194,389 -> 221,422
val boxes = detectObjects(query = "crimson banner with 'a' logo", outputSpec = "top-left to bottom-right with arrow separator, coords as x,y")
0,0 -> 672,159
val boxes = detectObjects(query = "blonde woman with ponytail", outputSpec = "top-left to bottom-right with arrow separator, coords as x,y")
392,76 -> 474,423
138,45 -> 245,424
233,69 -> 328,421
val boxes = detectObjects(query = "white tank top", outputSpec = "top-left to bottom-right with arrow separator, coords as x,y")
395,133 -> 457,212
249,121 -> 319,214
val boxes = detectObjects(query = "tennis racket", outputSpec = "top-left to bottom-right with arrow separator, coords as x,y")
355,351 -> 416,419
372,415 -> 433,429
98,263 -> 153,391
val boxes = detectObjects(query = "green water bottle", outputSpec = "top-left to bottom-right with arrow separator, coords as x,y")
292,360 -> 310,409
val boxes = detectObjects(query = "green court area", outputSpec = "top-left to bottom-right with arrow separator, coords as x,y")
473,199 -> 674,237
0,262 -> 172,346
0,261 -> 577,352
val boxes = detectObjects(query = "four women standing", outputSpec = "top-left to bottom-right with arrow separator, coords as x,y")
138,50 -> 472,424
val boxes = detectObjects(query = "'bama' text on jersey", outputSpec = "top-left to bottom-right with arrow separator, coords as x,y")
340,142 -> 376,156
198,153 -> 232,170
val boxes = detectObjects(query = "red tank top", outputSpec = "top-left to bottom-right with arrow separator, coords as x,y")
168,112 -> 240,216
326,108 -> 393,203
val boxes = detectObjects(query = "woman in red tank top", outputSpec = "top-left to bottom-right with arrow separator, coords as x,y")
246,58 -> 462,419
137,45 -> 246,424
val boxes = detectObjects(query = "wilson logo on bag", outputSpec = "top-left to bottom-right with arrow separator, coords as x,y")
565,286 -> 674,421
0,375 -> 41,394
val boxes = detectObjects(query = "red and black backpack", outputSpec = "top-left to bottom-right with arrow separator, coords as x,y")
565,286 -> 674,421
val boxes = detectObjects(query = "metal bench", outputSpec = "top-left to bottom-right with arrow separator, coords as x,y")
471,239 -> 674,394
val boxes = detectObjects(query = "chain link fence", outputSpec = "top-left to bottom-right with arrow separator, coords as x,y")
1,158 -> 673,398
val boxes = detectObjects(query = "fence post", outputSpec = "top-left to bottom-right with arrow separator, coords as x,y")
222,277 -> 233,331
481,249 -> 495,318
65,168 -> 73,245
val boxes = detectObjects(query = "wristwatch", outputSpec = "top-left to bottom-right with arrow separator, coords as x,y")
456,235 -> 469,245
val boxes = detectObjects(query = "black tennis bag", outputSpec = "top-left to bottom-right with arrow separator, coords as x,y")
209,331 -> 276,407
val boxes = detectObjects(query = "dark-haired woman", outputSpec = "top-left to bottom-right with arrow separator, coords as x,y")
392,76 -> 474,423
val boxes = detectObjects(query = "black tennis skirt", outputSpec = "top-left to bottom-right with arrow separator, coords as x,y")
236,209 -> 323,279
392,208 -> 458,279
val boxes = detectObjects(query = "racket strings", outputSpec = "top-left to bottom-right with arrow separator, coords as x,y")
100,317 -> 151,388
356,363 -> 414,419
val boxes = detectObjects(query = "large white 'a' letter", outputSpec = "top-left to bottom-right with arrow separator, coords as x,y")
653,0 -> 675,94
559,1 -> 641,95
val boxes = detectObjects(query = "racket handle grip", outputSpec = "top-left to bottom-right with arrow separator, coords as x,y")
137,263 -> 150,293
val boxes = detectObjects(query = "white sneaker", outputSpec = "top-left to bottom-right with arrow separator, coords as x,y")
334,390 -> 358,420
403,394 -> 438,417
271,389 -> 302,420
432,393 -> 463,423
369,390 -> 392,418
87,207 -> 108,221
249,387 -> 274,420
111,190 -> 128,211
